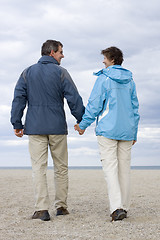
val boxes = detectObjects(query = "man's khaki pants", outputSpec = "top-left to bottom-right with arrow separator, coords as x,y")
28,135 -> 68,211
97,136 -> 133,214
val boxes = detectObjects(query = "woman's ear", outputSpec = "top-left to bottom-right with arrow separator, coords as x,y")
111,59 -> 115,65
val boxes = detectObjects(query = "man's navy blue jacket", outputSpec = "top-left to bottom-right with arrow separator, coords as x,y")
11,56 -> 85,135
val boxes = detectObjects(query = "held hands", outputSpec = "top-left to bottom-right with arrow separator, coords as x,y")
74,124 -> 85,135
14,129 -> 24,138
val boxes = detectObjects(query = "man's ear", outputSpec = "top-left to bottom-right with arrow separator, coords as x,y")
50,49 -> 55,57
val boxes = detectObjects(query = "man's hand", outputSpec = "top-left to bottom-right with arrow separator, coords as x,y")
14,129 -> 24,138
74,124 -> 85,135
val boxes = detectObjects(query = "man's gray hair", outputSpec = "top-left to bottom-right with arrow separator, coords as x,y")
41,40 -> 63,56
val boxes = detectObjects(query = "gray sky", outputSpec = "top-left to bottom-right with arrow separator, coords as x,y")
0,0 -> 160,167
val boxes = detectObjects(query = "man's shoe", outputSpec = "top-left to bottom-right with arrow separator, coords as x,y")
32,210 -> 50,221
110,209 -> 126,222
56,207 -> 69,216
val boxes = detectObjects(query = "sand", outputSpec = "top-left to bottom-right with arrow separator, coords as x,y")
0,169 -> 160,240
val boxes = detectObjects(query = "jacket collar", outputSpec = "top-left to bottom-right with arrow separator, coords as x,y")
38,55 -> 59,65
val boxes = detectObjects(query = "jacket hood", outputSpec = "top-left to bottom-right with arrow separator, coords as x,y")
94,65 -> 132,84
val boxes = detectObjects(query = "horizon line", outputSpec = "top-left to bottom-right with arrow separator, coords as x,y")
0,166 -> 160,170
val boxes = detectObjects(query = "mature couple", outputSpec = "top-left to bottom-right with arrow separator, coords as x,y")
11,40 -> 140,222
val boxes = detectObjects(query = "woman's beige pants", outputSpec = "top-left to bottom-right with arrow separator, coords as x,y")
97,136 -> 133,214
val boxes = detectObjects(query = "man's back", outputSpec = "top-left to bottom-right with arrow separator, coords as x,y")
27,58 -> 63,106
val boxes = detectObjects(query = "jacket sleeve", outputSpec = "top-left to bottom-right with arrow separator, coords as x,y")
61,68 -> 85,123
79,76 -> 106,130
131,81 -> 140,140
10,72 -> 28,129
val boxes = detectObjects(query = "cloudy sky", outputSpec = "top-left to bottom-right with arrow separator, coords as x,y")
0,0 -> 160,167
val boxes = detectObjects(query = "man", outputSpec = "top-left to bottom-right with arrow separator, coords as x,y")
11,40 -> 85,221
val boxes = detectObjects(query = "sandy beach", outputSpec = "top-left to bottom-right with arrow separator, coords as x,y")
0,169 -> 160,240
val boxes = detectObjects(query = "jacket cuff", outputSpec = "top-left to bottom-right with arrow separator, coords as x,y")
79,122 -> 87,130
13,123 -> 24,129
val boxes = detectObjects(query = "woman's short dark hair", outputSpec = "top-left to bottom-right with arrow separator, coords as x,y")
41,40 -> 63,56
101,46 -> 124,65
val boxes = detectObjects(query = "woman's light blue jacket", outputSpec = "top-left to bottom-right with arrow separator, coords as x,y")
79,65 -> 140,141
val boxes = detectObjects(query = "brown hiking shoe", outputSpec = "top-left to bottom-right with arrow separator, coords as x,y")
56,207 -> 69,216
110,209 -> 126,222
32,210 -> 50,221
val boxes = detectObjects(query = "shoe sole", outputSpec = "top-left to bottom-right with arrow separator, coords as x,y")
32,217 -> 50,221
56,212 -> 69,216
41,218 -> 50,221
